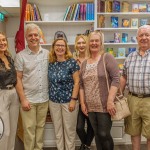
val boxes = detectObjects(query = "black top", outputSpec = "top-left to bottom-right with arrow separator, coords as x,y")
0,55 -> 17,88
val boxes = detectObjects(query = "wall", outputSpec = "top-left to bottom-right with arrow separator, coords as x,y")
6,17 -> 20,58
0,21 -> 6,32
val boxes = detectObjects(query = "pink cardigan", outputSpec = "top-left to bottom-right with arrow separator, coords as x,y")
80,53 -> 120,112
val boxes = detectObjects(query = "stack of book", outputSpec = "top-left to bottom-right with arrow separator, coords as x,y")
63,3 -> 94,21
97,1 -> 150,13
25,3 -> 42,21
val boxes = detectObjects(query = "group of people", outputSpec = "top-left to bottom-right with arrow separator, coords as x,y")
0,23 -> 150,150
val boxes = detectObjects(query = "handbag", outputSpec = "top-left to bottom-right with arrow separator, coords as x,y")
103,53 -> 131,121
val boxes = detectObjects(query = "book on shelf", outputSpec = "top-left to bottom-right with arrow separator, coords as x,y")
75,4 -> 80,20
122,18 -> 130,27
122,33 -> 128,43
63,6 -> 71,21
66,4 -> 74,21
122,1 -> 130,12
40,30 -> 46,44
139,3 -> 147,12
70,4 -> 77,20
98,15 -> 105,28
147,4 -> 150,12
131,18 -> 138,28
140,18 -> 148,26
33,3 -> 42,21
73,4 -> 79,21
132,3 -> 139,12
100,0 -> 105,12
128,47 -> 136,55
111,16 -> 118,28
107,48 -> 114,56
105,0 -> 112,12
117,48 -> 126,58
25,3 -> 42,21
131,36 -> 136,43
114,33 -> 120,43
113,0 -> 120,12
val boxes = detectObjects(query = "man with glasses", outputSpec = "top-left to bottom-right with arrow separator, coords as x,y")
15,23 -> 49,150
120,25 -> 150,150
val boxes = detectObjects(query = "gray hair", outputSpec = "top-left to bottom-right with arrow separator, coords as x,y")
25,23 -> 41,35
137,25 -> 150,35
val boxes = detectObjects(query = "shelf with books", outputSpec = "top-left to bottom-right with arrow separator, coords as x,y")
26,0 -> 94,49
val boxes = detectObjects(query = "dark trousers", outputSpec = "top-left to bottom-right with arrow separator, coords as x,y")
88,112 -> 114,150
76,105 -> 94,146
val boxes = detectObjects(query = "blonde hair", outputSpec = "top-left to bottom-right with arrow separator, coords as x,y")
74,35 -> 88,58
0,32 -> 11,56
87,30 -> 105,57
49,38 -> 72,63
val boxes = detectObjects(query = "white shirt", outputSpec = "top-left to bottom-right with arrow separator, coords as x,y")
15,46 -> 49,103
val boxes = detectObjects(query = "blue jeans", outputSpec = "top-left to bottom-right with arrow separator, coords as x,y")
76,105 -> 94,146
88,112 -> 114,150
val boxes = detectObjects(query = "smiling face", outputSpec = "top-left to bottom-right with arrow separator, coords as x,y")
76,37 -> 86,54
137,26 -> 150,51
25,28 -> 41,50
89,34 -> 101,54
0,33 -> 8,53
54,40 -> 66,58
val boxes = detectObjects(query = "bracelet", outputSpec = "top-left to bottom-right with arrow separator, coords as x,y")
71,97 -> 78,100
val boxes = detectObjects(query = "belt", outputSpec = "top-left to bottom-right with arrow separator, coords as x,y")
129,92 -> 150,98
0,85 -> 14,90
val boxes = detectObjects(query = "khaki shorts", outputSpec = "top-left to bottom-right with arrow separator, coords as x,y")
125,94 -> 150,139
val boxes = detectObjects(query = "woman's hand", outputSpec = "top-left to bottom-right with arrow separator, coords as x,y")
107,100 -> 116,116
81,103 -> 88,116
68,100 -> 76,112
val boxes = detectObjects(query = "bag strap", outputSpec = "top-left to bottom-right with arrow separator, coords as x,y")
103,53 -> 110,92
103,53 -> 123,96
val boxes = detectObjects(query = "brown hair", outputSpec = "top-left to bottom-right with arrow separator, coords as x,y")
0,32 -> 10,56
49,38 -> 72,63
87,30 -> 105,57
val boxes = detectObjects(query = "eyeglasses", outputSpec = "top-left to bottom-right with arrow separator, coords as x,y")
54,44 -> 66,48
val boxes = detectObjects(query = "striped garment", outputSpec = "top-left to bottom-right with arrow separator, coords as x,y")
122,49 -> 150,94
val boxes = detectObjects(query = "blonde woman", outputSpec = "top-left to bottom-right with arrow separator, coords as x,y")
74,35 -> 94,150
48,38 -> 80,150
80,31 -> 120,150
0,32 -> 19,150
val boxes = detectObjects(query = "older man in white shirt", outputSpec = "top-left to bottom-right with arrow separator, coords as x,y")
15,23 -> 49,150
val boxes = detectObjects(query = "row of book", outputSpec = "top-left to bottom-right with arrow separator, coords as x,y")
98,15 -> 149,28
106,47 -> 136,58
63,3 -> 94,21
97,0 -> 150,13
107,33 -> 137,44
25,3 -> 42,21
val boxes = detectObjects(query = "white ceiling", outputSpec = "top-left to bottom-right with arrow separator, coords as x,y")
0,0 -> 20,17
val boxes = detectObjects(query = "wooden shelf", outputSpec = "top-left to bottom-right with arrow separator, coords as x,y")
25,21 -> 94,26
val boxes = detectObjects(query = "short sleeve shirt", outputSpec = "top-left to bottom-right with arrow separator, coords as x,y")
48,58 -> 80,103
14,46 -> 49,103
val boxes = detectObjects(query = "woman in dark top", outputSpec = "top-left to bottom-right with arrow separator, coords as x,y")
0,32 -> 19,150
74,35 -> 94,150
48,38 -> 80,150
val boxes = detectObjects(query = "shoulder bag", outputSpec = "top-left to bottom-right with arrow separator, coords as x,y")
103,53 -> 131,121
